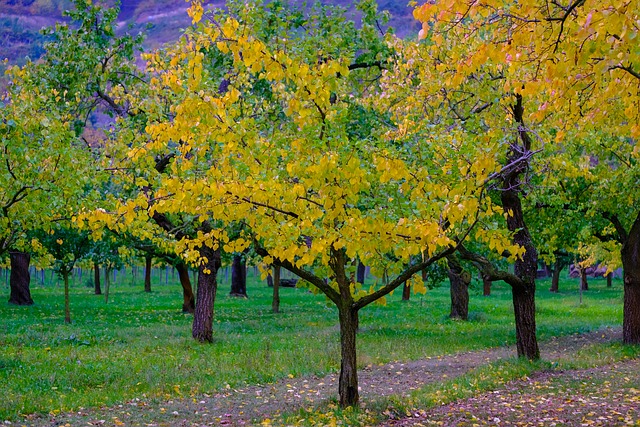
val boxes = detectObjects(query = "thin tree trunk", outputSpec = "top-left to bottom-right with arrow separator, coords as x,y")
8,251 -> 33,305
550,258 -> 563,292
230,254 -> 247,297
622,213 -> 640,344
402,282 -> 411,301
93,263 -> 102,295
272,265 -> 280,313
607,272 -> 613,288
104,266 -> 111,304
192,246 -> 221,343
144,255 -> 152,293
338,306 -> 359,407
176,262 -> 195,313
64,270 -> 71,324
448,257 -> 470,320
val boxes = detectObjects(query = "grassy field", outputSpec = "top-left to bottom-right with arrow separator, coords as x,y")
0,268 -> 625,421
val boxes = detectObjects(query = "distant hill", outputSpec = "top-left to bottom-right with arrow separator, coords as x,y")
1,0 -> 420,66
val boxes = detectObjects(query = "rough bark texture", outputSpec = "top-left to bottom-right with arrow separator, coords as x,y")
622,212 -> 640,344
63,271 -> 71,324
176,262 -> 195,314
402,282 -> 411,301
230,254 -> 247,297
448,257 -> 470,320
192,246 -> 221,343
272,265 -> 280,314
502,94 -> 540,360
338,306 -> 359,407
482,273 -> 492,296
93,263 -> 102,295
8,251 -> 33,305
144,255 -> 152,293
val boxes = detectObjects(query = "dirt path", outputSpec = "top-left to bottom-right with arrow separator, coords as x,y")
23,328 -> 627,426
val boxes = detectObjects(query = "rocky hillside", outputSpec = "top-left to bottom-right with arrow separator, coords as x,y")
1,0 -> 419,66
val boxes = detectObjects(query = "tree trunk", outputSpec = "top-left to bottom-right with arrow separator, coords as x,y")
144,255 -> 152,293
338,306 -> 359,407
8,251 -> 33,305
550,258 -> 563,293
176,262 -> 195,314
356,262 -> 366,284
272,265 -> 280,313
230,254 -> 247,297
482,273 -> 491,296
192,246 -> 221,343
580,267 -> 589,291
512,284 -> 538,358
607,272 -> 613,288
93,263 -> 102,295
402,282 -> 411,301
448,258 -> 470,320
104,266 -> 111,304
622,212 -> 640,344
63,271 -> 71,324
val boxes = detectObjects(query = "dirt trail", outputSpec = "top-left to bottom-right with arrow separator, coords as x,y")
24,328 -> 624,426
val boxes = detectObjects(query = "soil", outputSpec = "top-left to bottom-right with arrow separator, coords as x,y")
18,327 -> 639,426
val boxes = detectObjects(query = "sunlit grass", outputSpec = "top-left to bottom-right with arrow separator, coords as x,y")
0,270 -> 624,420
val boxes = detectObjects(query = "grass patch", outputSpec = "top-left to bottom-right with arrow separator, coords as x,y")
0,271 -> 626,421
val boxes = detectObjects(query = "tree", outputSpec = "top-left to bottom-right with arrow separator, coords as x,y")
8,251 -> 33,305
230,253 -> 248,297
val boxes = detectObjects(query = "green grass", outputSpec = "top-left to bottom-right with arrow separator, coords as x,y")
0,270 -> 625,421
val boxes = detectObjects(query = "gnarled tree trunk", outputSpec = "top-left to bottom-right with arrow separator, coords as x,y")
176,262 -> 195,313
192,246 -> 221,343
9,251 -> 33,305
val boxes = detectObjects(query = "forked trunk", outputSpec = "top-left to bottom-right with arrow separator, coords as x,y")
63,271 -> 71,324
144,255 -> 152,293
93,263 -> 102,295
622,213 -> 640,344
338,306 -> 359,407
272,265 -> 280,314
176,262 -> 195,313
192,247 -> 221,343
8,251 -> 33,305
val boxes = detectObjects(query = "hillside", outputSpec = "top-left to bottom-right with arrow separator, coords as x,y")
0,0 -> 419,66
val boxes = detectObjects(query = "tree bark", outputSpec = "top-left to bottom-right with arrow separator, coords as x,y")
192,246 -> 221,343
402,282 -> 411,301
230,254 -> 247,297
482,273 -> 492,296
176,262 -> 195,313
448,257 -> 470,320
144,255 -> 152,293
580,267 -> 589,291
622,212 -> 640,344
607,272 -> 613,288
550,258 -> 563,292
8,251 -> 33,305
338,305 -> 359,407
272,265 -> 280,313
93,262 -> 102,295
104,265 -> 111,304
63,271 -> 71,324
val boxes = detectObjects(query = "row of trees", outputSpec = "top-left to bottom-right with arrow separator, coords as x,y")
1,0 -> 638,407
